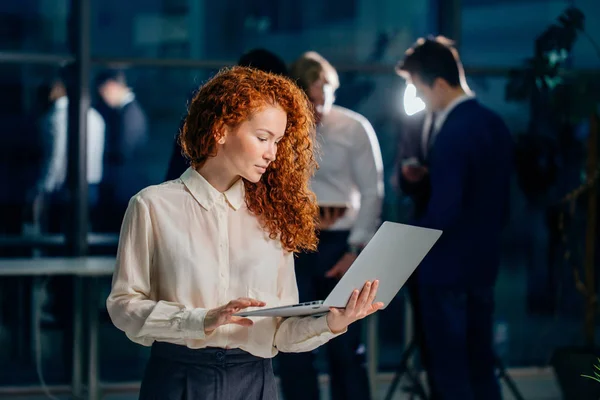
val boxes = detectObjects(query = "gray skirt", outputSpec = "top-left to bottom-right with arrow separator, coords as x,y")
139,342 -> 278,400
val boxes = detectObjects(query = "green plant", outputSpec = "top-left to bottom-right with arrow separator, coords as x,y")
582,358 -> 600,383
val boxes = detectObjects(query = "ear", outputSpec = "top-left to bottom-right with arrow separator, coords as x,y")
433,77 -> 448,90
216,125 -> 231,145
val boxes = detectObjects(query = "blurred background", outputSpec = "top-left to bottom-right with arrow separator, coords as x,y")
0,0 -> 599,399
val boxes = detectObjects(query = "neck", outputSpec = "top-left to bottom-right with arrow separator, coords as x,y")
439,87 -> 466,111
196,157 -> 239,193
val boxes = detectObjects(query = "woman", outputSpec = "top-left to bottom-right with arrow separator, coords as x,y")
106,67 -> 383,400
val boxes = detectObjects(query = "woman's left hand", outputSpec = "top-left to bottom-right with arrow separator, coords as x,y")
326,280 -> 384,334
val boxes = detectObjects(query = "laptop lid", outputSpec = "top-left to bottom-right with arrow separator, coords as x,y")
323,221 -> 442,309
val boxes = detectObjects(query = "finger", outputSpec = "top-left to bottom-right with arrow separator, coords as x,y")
326,266 -> 343,279
357,281 -> 372,309
329,307 -> 342,316
230,316 -> 254,327
346,289 -> 359,312
228,298 -> 254,308
365,302 -> 385,316
365,280 -> 379,305
333,208 -> 343,220
325,265 -> 339,278
230,298 -> 266,308
323,207 -> 331,220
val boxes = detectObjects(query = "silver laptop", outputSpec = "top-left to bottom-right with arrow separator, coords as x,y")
234,221 -> 442,318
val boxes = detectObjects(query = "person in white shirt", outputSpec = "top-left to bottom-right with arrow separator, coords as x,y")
31,78 -> 105,229
278,52 -> 384,400
106,67 -> 383,400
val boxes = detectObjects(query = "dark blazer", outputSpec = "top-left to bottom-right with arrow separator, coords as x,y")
103,98 -> 148,205
413,99 -> 514,288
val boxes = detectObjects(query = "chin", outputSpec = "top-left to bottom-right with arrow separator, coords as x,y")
243,173 -> 263,183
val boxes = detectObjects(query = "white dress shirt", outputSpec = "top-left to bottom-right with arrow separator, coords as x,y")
106,167 -> 343,358
38,96 -> 105,192
311,105 -> 384,246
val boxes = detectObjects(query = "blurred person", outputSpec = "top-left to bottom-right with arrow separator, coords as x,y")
106,67 -> 383,400
26,76 -> 105,380
165,48 -> 289,180
396,36 -> 513,400
277,52 -> 384,400
95,69 -> 148,232
30,77 -> 105,228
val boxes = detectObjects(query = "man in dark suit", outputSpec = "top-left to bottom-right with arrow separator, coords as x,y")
95,69 -> 148,232
396,36 -> 513,400
164,48 -> 288,181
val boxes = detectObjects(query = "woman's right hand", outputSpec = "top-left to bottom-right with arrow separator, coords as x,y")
204,298 -> 266,335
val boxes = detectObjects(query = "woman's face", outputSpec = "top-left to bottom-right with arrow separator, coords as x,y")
219,104 -> 287,183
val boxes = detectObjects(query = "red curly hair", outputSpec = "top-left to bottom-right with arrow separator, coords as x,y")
179,66 -> 318,252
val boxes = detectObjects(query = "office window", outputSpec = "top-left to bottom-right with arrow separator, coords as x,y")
0,0 -> 70,53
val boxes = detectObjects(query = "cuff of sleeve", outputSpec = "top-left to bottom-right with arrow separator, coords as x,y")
315,315 -> 347,337
180,308 -> 209,340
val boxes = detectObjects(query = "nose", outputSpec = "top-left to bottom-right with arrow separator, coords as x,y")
264,142 -> 277,162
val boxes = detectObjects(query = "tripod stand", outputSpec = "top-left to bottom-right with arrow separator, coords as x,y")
384,338 -> 428,400
384,346 -> 527,400
495,355 -> 526,400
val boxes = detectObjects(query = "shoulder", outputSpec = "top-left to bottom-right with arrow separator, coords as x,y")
455,99 -> 502,125
468,101 -> 511,141
330,105 -> 377,143
126,100 -> 147,118
46,106 -> 65,123
128,179 -> 188,210
331,105 -> 372,130
87,107 -> 105,125
446,100 -> 502,133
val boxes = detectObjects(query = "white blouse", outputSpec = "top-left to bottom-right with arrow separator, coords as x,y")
106,167 -> 343,358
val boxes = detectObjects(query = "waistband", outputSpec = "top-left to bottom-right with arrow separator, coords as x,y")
150,342 -> 265,365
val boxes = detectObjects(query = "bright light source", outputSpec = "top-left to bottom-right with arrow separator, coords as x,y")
403,84 -> 426,116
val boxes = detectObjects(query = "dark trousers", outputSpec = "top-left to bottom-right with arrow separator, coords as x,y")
278,230 -> 371,400
419,286 -> 501,400
139,343 -> 277,400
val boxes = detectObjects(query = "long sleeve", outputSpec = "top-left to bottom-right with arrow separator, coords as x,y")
273,252 -> 346,353
106,195 -> 211,346
86,107 -> 105,185
348,119 -> 384,245
37,109 -> 67,193
119,102 -> 148,161
416,128 -> 468,230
